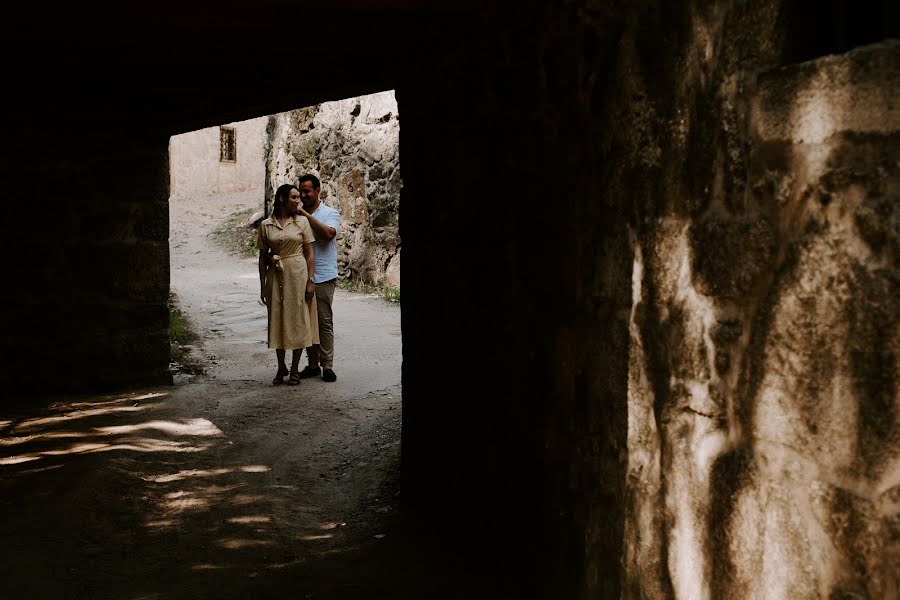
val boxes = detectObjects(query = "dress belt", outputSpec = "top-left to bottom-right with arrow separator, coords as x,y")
271,252 -> 303,271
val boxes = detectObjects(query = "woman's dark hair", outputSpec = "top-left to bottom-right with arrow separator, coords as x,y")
297,174 -> 320,190
273,184 -> 298,214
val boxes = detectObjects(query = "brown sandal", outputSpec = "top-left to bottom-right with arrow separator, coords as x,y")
287,370 -> 302,385
273,366 -> 290,385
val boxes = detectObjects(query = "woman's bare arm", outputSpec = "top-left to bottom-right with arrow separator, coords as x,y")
304,242 -> 316,302
258,250 -> 268,305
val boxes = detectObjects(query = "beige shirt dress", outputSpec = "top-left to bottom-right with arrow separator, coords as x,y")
258,215 -> 320,350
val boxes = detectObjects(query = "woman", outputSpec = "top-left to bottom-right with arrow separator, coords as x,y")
258,184 -> 319,385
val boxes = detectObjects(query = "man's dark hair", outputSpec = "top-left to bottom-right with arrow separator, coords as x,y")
298,174 -> 321,190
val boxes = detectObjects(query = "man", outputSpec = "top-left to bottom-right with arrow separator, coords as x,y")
295,174 -> 341,382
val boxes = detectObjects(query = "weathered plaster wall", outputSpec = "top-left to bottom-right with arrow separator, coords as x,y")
621,17 -> 900,600
169,117 -> 266,200
265,91 -> 401,287
399,1 -> 898,598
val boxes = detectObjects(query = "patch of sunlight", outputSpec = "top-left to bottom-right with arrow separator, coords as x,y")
130,392 -> 169,402
164,495 -> 210,512
1,435 -> 41,447
97,439 -> 212,454
95,418 -> 223,437
790,76 -> 839,147
161,487 -> 240,513
299,534 -> 333,541
41,442 -> 110,455
0,454 -> 41,465
1,438 -> 215,467
877,462 -> 900,496
219,538 -> 272,550
230,494 -> 267,506
37,438 -> 212,456
191,564 -> 223,571
144,519 -> 176,528
49,392 -> 168,412
143,468 -> 234,483
193,484 -> 241,495
13,403 -> 162,432
227,516 -> 273,524
0,431 -> 93,446
42,431 -> 94,440
48,399 -> 122,411
239,465 -> 270,473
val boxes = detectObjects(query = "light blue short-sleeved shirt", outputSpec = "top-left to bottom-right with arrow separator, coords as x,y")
310,202 -> 341,283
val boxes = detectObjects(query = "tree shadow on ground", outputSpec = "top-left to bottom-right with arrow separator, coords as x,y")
0,390 -> 509,599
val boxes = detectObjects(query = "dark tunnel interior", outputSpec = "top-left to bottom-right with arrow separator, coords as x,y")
1,1 -> 898,597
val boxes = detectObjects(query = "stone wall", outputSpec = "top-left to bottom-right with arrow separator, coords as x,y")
398,1 -> 899,597
0,127 -> 172,393
169,117 -> 266,200
264,91 -> 401,287
622,27 -> 899,600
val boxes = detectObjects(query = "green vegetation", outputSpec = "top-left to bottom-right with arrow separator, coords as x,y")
338,279 -> 377,295
211,207 -> 260,258
381,286 -> 401,304
169,293 -> 202,373
338,279 -> 401,305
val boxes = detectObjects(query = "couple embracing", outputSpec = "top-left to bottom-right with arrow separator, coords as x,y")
258,174 -> 341,386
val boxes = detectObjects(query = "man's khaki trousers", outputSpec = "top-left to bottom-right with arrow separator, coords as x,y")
307,278 -> 336,368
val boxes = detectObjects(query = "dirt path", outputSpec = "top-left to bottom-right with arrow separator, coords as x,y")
0,192 -> 434,599
169,191 -> 402,398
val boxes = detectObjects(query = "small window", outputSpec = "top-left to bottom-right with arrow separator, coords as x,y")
220,126 -> 236,162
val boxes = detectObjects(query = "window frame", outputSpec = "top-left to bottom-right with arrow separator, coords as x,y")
219,126 -> 237,163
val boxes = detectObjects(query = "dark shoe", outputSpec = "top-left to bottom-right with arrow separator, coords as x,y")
322,368 -> 337,383
273,366 -> 290,385
287,370 -> 302,385
298,365 -> 321,379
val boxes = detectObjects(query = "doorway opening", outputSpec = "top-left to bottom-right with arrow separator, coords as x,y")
164,90 -> 408,591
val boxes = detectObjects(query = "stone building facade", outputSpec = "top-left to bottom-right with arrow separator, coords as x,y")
169,116 -> 267,199
265,91 -> 401,288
